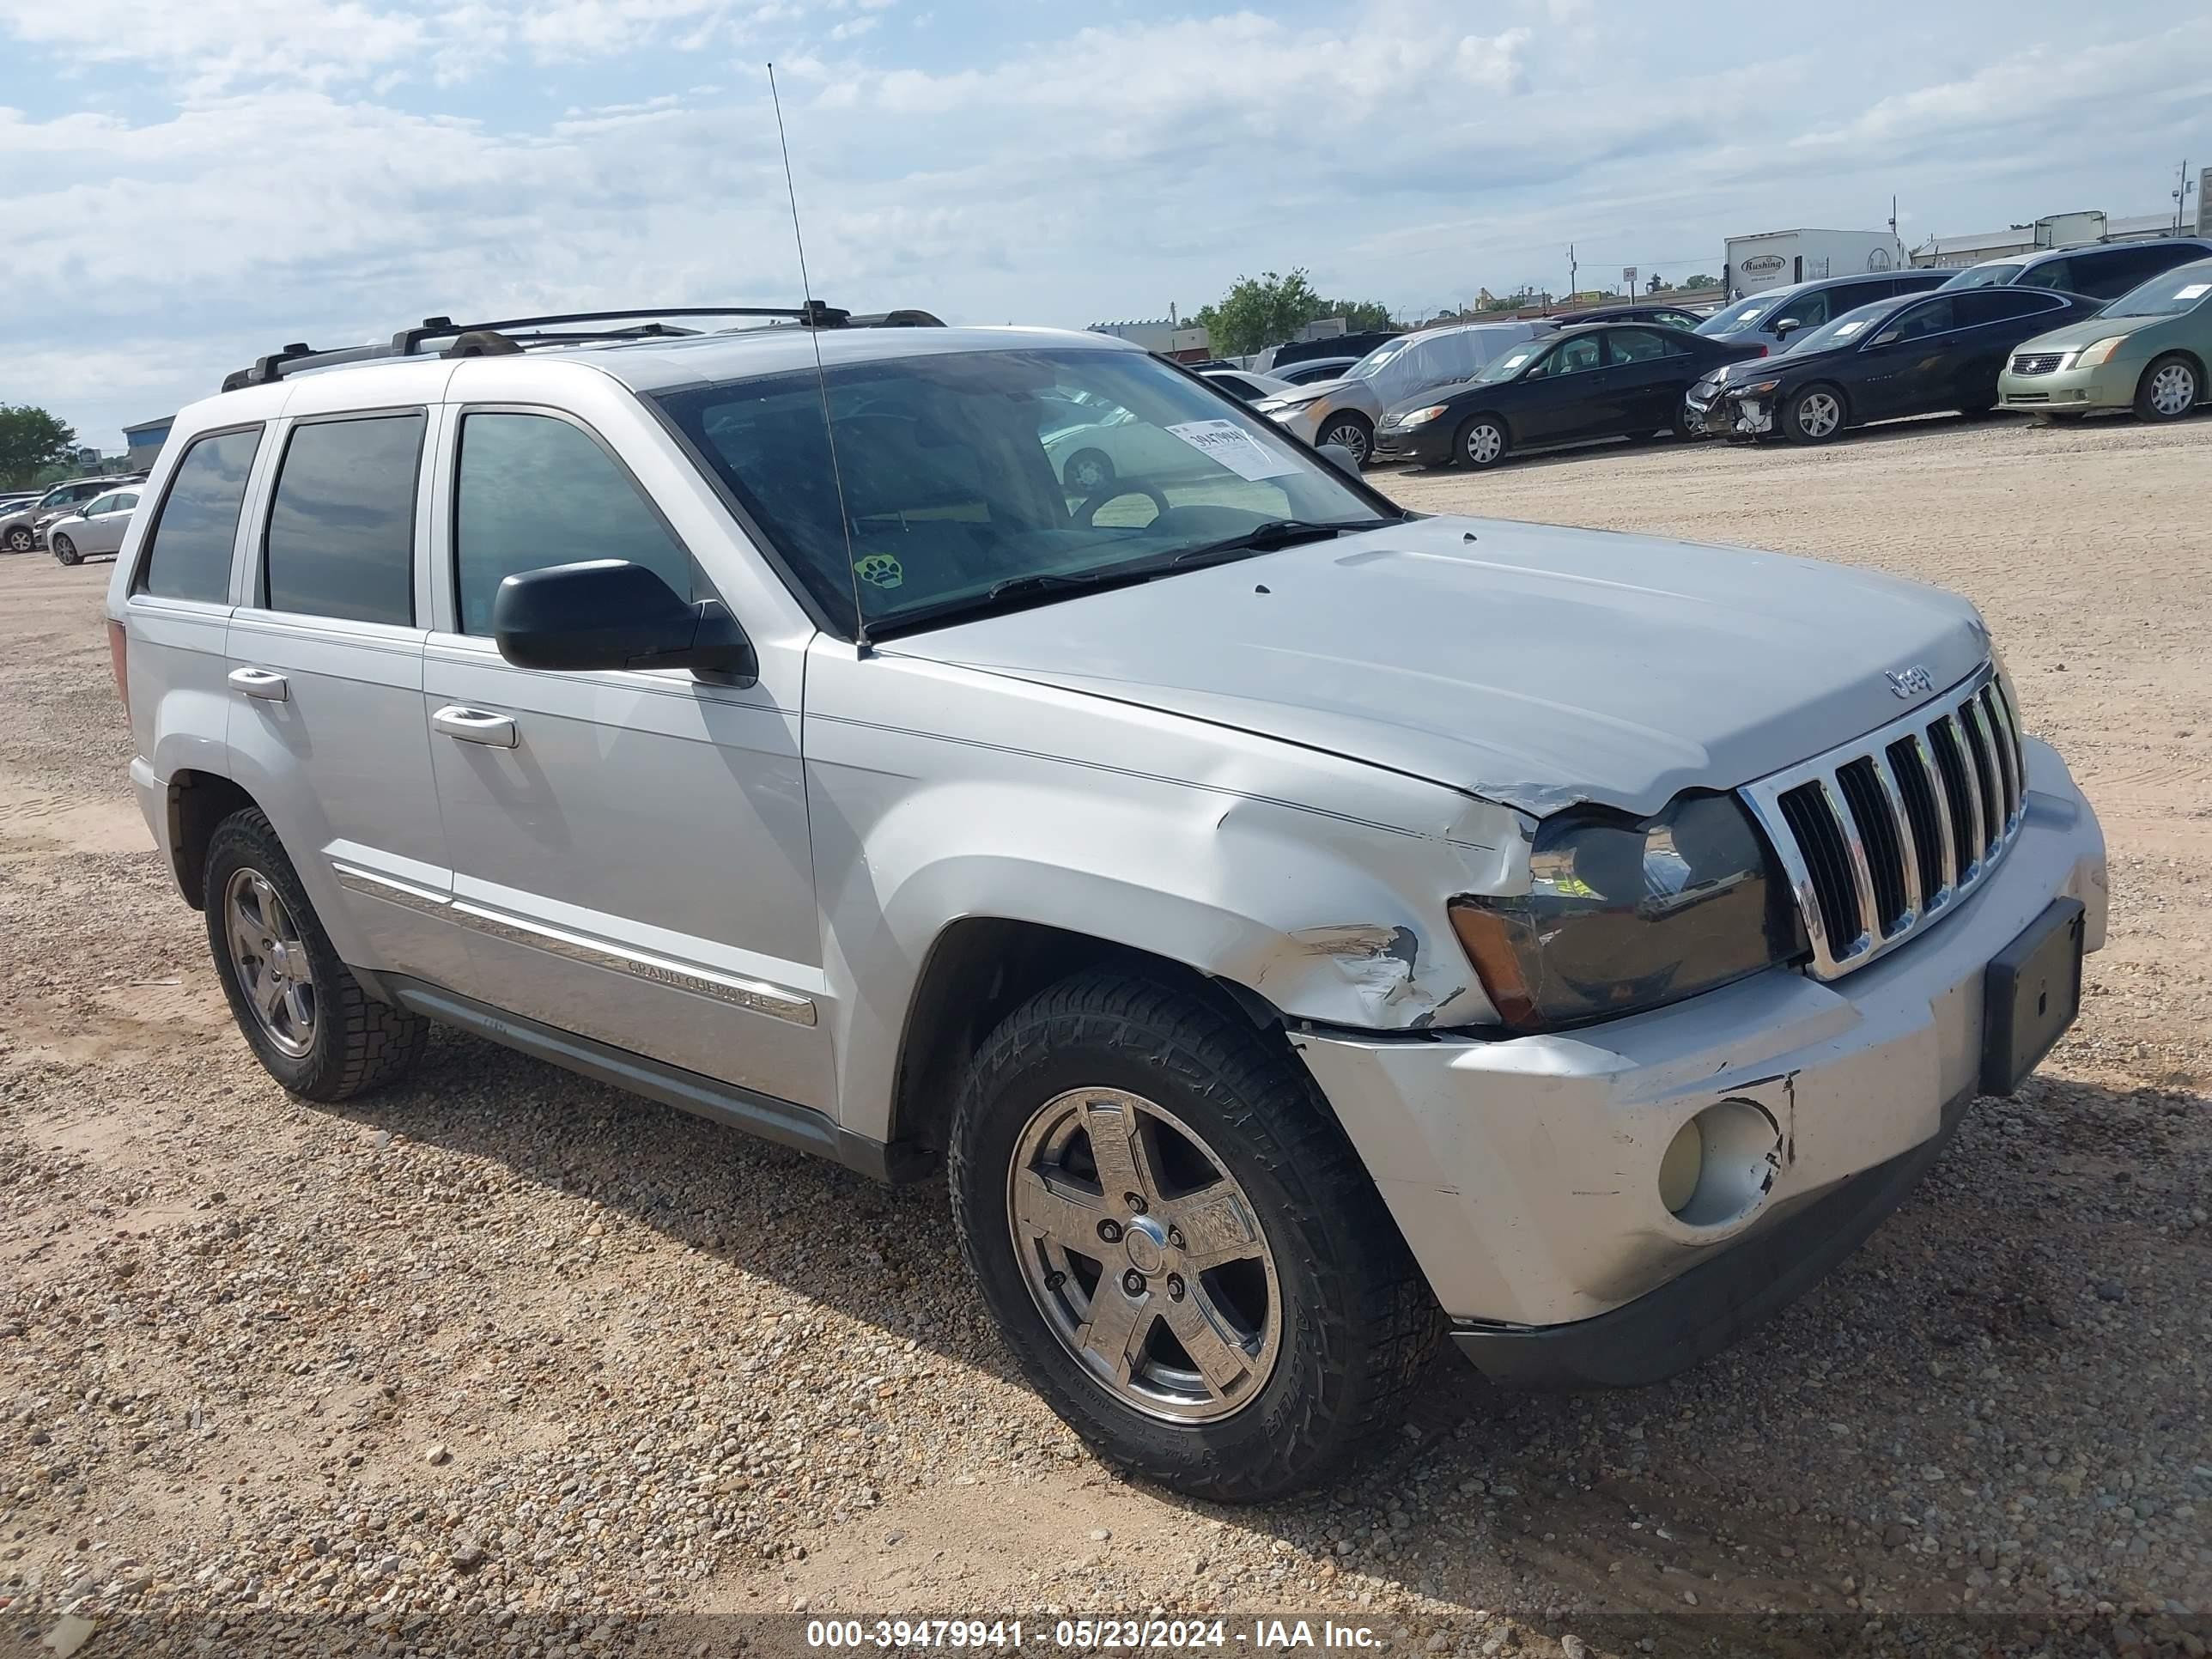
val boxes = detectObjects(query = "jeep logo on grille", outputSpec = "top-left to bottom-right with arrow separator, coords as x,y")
1885,665 -> 1936,699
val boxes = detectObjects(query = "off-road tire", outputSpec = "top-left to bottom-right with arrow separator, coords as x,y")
204,808 -> 428,1101
949,969 -> 1440,1502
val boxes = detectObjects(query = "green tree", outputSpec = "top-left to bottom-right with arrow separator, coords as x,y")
1317,296 -> 1397,333
0,404 -> 78,488
1193,268 -> 1324,357
1679,272 -> 1720,290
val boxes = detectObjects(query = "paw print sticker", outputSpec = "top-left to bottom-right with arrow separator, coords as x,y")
855,554 -> 903,590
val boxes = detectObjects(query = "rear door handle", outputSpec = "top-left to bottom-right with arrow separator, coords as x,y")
432,704 -> 519,748
228,666 -> 289,702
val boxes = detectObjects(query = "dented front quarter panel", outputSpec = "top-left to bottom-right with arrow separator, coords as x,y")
802,641 -> 1529,1142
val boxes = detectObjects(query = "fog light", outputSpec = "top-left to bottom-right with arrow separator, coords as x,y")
1658,1119 -> 1703,1215
1657,1098 -> 1784,1228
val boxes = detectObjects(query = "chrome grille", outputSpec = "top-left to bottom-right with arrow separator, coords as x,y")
2010,352 -> 2064,376
1741,661 -> 2027,979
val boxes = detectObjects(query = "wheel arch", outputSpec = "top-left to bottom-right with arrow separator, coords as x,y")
2142,346 -> 2206,395
887,916 -> 1282,1164
167,769 -> 262,910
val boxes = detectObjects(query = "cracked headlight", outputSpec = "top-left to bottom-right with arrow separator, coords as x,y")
1449,793 -> 1806,1032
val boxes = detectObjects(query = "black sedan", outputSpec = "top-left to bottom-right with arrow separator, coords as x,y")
1705,285 -> 2105,443
1371,324 -> 1762,469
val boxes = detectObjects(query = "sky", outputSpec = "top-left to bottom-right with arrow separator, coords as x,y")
3,0 -> 2208,448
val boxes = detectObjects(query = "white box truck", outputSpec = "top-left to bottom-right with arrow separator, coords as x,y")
1723,228 -> 1908,301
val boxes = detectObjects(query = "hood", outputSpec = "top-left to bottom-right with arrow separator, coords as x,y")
888,516 -> 1990,819
2012,312 -> 2162,352
1262,377 -> 1353,407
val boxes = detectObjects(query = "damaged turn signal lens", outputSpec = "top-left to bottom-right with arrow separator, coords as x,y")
1448,793 -> 1805,1034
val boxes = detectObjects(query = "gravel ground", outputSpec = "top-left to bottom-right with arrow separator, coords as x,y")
2,411 -> 2209,1659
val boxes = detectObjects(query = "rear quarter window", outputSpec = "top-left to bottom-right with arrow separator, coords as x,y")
138,427 -> 264,604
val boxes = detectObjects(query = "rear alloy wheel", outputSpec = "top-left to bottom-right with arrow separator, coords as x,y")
950,971 -> 1439,1501
2136,354 -> 2200,422
1318,416 -> 1370,465
3,526 -> 33,553
51,533 -> 80,566
204,807 -> 428,1101
1456,416 -> 1508,469
1783,386 -> 1845,443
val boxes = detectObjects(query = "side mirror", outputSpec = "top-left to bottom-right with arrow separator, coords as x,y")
1316,441 -> 1362,478
492,560 -> 757,684
1772,317 -> 1802,338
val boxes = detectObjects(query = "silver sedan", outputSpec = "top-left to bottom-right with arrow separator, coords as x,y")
46,487 -> 142,566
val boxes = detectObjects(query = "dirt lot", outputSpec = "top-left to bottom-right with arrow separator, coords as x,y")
3,414 -> 2209,1657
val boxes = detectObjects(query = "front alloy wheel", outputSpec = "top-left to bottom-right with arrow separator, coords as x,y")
1459,418 -> 1507,468
1010,1087 -> 1281,1422
2138,355 -> 2199,421
950,971 -> 1439,1502
51,534 -> 80,566
1319,418 -> 1370,464
1786,387 -> 1844,442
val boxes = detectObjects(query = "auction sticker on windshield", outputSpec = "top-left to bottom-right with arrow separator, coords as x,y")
2176,283 -> 2210,301
1166,419 -> 1301,481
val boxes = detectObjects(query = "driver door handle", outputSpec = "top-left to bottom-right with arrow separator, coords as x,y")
432,705 -> 519,749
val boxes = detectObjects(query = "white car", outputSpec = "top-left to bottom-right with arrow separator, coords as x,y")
46,485 -> 143,566
1042,401 -> 1220,494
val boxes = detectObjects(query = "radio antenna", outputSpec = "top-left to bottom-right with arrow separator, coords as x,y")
768,61 -> 869,654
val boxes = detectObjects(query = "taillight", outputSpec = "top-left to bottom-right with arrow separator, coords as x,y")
1753,345 -> 1769,357
106,619 -> 129,716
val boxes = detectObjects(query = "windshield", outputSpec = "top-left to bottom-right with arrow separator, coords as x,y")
1779,299 -> 1902,355
653,346 -> 1392,635
1695,297 -> 1785,337
1941,262 -> 2024,290
1470,344 -> 1541,385
2104,266 -> 2212,318
1344,338 -> 1413,380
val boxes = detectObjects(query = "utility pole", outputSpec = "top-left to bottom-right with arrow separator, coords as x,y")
2175,160 -> 2195,234
1567,243 -> 1577,301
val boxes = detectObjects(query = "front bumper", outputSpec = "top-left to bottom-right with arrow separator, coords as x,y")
1370,420 -> 1453,465
1717,392 -> 1774,435
1997,359 -> 2131,414
1293,737 -> 2106,1382
1263,404 -> 1326,447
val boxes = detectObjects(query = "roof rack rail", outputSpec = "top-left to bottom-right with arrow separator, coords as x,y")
220,301 -> 945,393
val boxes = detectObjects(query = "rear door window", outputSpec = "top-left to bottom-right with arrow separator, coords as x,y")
1874,298 -> 1955,343
1954,289 -> 2069,325
453,412 -> 694,638
139,427 -> 264,603
262,413 -> 426,625
1605,329 -> 1686,364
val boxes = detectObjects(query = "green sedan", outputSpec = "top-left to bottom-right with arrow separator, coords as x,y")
1998,256 -> 2212,422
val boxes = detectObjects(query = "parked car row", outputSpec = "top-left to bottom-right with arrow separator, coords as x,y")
1345,237 -> 2212,470
1698,246 -> 2212,445
0,472 -> 147,555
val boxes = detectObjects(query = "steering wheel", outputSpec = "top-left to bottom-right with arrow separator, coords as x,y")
1073,480 -> 1171,528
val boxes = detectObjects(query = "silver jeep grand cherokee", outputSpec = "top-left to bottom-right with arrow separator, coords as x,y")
107,306 -> 2106,1502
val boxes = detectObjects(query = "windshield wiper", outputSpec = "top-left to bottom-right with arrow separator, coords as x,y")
1164,517 -> 1395,569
